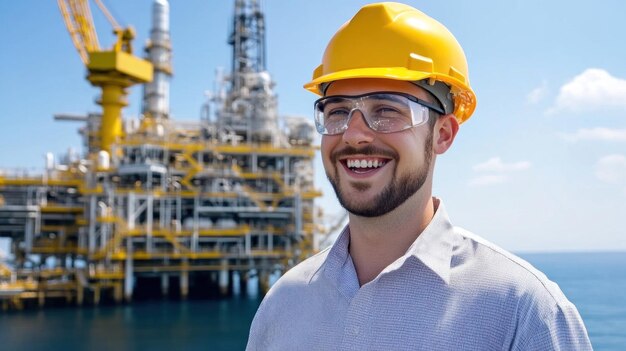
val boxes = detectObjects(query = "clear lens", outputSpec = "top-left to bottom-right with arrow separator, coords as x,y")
314,92 -> 434,135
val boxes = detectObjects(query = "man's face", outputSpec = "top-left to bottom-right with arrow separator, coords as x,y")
321,78 -> 436,217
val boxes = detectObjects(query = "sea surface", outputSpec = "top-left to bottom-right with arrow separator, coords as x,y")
0,252 -> 624,350
520,252 -> 626,350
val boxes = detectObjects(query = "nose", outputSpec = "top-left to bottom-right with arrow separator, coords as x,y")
342,109 -> 375,146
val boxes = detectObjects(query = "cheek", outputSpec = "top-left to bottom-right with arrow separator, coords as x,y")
395,131 -> 431,167
320,137 -> 336,171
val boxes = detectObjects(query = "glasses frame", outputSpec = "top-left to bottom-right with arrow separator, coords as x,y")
314,91 -> 445,135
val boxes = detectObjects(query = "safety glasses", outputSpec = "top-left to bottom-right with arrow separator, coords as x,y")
314,91 -> 444,135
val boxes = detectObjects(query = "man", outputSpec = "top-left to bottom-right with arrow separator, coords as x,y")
247,2 -> 592,350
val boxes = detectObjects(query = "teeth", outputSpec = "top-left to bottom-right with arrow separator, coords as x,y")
347,159 -> 386,169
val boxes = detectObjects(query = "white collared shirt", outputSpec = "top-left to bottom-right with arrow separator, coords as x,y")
247,200 -> 592,350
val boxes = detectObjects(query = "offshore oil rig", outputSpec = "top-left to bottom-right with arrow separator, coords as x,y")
0,0 -> 322,309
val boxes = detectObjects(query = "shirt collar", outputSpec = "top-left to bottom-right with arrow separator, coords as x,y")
401,198 -> 455,284
323,198 -> 456,288
322,224 -> 352,288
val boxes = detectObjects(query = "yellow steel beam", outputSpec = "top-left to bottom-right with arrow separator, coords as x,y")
78,185 -> 104,195
0,264 -> 12,278
0,281 -> 38,292
133,264 -> 253,273
271,172 -> 286,190
161,230 -> 191,254
97,216 -> 119,223
114,189 -> 239,198
40,205 -> 83,213
216,144 -> 316,157
107,249 -> 288,261
36,267 -> 75,278
0,177 -> 82,187
75,217 -> 88,226
90,271 -> 124,280
179,149 -> 202,189
125,224 -> 293,237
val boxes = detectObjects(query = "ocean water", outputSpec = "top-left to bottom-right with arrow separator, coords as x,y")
0,297 -> 263,351
520,252 -> 626,350
0,252 -> 624,350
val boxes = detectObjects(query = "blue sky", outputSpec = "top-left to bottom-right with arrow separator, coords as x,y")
1,0 -> 625,253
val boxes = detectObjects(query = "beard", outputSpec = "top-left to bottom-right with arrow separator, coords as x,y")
327,131 -> 433,217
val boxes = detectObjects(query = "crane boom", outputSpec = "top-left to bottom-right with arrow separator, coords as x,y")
58,0 -> 101,65
57,0 -> 153,153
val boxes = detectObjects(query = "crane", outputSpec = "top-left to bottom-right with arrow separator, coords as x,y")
57,0 -> 153,153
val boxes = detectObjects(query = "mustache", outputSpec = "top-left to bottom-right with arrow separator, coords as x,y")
330,145 -> 398,163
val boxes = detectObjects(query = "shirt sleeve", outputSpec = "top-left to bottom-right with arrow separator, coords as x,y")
245,299 -> 271,351
512,300 -> 593,351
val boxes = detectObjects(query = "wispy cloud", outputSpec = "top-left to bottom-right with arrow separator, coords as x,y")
527,81 -> 548,105
595,154 -> 626,186
559,127 -> 626,142
473,157 -> 531,173
546,68 -> 626,115
469,157 -> 531,187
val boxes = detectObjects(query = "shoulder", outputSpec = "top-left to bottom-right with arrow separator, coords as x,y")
453,226 -> 566,301
274,246 -> 331,287
246,247 -> 333,350
452,227 -> 591,349
252,246 -> 331,316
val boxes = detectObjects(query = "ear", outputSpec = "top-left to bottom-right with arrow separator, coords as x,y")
433,114 -> 459,155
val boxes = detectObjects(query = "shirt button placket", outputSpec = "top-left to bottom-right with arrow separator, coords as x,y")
340,287 -> 373,350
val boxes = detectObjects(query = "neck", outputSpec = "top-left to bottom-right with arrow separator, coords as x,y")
348,192 -> 435,286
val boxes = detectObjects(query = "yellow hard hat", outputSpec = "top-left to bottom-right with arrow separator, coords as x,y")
304,2 -> 477,123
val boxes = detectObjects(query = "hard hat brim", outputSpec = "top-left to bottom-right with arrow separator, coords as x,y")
304,66 -> 476,123
304,67 -> 430,95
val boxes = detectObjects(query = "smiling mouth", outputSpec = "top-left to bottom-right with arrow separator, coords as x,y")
343,158 -> 388,173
